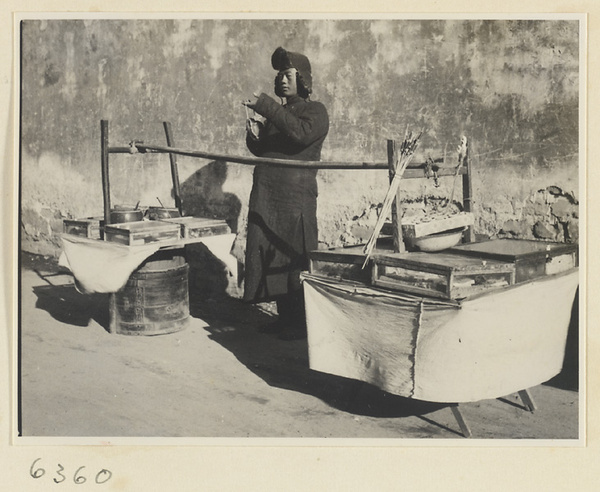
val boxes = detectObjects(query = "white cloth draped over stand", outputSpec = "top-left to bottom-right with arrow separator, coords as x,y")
59,233 -> 237,294
302,269 -> 578,403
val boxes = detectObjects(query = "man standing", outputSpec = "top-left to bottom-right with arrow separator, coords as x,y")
242,47 -> 329,340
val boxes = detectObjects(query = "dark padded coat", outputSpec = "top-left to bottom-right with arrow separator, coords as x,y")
244,93 -> 329,302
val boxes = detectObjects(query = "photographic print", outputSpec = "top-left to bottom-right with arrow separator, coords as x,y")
16,14 -> 583,444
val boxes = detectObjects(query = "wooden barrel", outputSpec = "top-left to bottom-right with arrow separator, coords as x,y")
137,248 -> 185,272
109,261 -> 190,336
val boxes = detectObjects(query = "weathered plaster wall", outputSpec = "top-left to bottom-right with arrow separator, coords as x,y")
21,19 -> 579,265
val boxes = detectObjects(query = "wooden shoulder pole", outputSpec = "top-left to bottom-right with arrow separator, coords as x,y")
388,139 -> 405,253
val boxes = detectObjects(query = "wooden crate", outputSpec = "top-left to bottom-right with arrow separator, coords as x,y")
309,238 -> 395,284
63,217 -> 104,239
158,217 -> 231,239
371,251 -> 515,300
448,239 -> 578,283
104,220 -> 181,246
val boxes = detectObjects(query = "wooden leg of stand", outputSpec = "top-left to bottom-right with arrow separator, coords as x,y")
450,404 -> 472,438
518,389 -> 537,413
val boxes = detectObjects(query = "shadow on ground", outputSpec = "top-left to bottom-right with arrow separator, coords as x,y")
544,288 -> 579,392
190,285 -> 579,435
24,252 -> 111,332
189,293 -> 458,433
22,251 -> 579,437
32,284 -> 109,331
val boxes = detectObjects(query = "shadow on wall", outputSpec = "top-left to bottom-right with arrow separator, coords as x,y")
180,160 -> 243,299
180,160 -> 242,232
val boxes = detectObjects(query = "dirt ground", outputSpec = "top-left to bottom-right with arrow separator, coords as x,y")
17,252 -> 580,440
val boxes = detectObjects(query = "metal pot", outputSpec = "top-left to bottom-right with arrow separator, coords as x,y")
110,209 -> 144,224
146,207 -> 181,220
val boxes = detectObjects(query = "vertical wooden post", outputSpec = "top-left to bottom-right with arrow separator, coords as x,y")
101,120 -> 111,227
387,139 -> 405,253
163,121 -> 183,215
461,137 -> 475,243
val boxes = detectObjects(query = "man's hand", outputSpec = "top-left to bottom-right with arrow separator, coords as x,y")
242,92 -> 260,111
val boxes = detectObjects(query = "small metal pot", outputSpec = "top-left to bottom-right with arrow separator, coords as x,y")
146,207 -> 181,220
110,209 -> 144,224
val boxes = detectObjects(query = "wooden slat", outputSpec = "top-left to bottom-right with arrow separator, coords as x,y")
163,121 -> 183,215
450,404 -> 472,438
372,251 -> 515,273
518,389 -> 537,412
402,212 -> 474,239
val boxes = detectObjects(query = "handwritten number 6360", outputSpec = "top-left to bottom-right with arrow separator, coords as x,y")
30,458 -> 112,484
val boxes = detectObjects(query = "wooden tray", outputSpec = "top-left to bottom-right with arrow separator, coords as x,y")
63,217 -> 104,239
448,239 -> 578,282
371,251 -> 515,300
158,217 -> 231,239
104,220 -> 181,246
401,212 -> 474,239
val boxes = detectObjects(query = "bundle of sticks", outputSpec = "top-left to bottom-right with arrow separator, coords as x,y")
362,130 -> 422,268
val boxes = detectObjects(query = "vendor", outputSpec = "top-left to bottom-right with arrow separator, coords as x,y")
242,46 -> 329,340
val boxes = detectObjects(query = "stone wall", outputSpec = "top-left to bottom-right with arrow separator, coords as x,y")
20,18 -> 579,269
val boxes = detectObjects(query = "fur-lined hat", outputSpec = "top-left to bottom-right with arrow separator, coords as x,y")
271,47 -> 312,96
